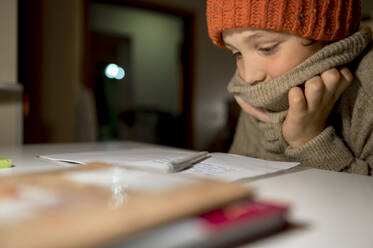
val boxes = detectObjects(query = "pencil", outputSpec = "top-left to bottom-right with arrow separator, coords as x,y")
170,151 -> 210,172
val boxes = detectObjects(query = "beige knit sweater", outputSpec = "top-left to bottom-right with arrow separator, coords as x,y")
227,25 -> 373,176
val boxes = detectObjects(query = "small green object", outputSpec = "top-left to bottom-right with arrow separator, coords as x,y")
0,158 -> 12,168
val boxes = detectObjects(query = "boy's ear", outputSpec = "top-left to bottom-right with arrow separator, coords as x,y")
300,38 -> 328,48
301,38 -> 315,46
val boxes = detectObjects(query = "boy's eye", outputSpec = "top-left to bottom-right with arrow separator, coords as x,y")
232,52 -> 242,59
258,43 -> 279,54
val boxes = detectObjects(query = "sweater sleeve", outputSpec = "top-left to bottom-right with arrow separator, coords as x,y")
285,42 -> 373,176
285,126 -> 372,175
229,112 -> 248,155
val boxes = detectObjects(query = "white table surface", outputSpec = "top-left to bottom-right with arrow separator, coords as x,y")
246,169 -> 373,248
0,142 -> 372,248
0,141 -> 157,176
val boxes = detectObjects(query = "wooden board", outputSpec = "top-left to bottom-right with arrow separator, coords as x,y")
0,163 -> 253,248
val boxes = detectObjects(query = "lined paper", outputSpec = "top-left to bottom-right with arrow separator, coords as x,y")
39,148 -> 299,182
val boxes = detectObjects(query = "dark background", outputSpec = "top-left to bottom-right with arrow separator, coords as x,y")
17,0 -> 373,151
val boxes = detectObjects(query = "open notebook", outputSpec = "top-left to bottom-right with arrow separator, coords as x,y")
38,148 -> 299,182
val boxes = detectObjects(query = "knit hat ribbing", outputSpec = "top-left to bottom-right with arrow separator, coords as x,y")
207,0 -> 361,48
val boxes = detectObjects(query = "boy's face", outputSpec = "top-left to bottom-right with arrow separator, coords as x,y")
222,28 -> 323,84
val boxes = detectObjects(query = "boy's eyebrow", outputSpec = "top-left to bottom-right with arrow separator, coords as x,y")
223,31 -> 274,48
244,32 -> 267,43
224,43 -> 236,50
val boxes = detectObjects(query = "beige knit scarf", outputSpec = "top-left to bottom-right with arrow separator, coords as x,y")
227,25 -> 372,156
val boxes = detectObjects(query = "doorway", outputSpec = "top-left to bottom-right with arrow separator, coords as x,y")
84,0 -> 195,148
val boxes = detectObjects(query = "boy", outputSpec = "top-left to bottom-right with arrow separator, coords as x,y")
207,0 -> 373,175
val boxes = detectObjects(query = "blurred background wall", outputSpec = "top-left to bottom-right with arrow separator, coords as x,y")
362,0 -> 373,13
18,0 -> 236,151
19,0 -> 83,143
3,0 -> 371,150
0,0 -> 22,146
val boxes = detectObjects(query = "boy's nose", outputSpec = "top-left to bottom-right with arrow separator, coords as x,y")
239,66 -> 266,85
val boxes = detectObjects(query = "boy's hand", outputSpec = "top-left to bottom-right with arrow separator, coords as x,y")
234,95 -> 271,123
282,67 -> 353,148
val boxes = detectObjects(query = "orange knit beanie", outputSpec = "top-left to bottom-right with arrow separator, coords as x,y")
207,0 -> 361,48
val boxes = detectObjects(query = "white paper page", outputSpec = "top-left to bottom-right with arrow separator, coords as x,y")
39,149 -> 299,182
180,153 -> 299,182
38,148 -> 201,172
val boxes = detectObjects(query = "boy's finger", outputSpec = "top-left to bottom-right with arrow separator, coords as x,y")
340,67 -> 353,82
334,67 -> 353,99
304,76 -> 325,111
288,87 -> 307,116
320,68 -> 341,98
